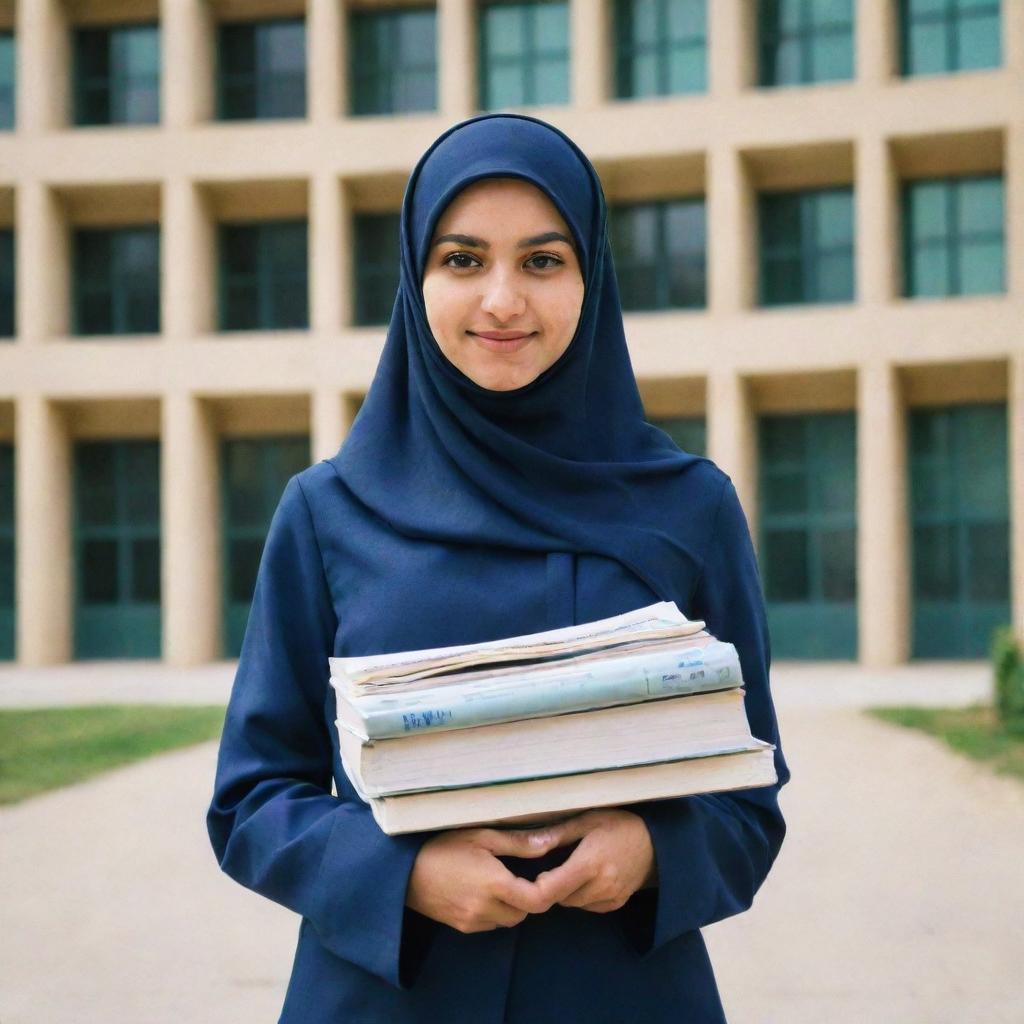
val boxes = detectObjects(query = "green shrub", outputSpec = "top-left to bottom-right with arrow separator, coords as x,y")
992,627 -> 1024,734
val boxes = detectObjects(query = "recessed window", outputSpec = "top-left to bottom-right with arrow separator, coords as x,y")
217,18 -> 306,120
900,0 -> 1001,76
614,0 -> 706,99
479,0 -> 569,110
218,220 -> 309,331
0,443 -> 13,661
221,436 -> 310,657
353,212 -> 400,326
0,32 -> 14,130
349,7 -> 437,115
759,412 -> 858,658
908,403 -> 1009,657
609,199 -> 706,310
73,440 -> 162,660
758,0 -> 854,87
0,229 -> 13,337
649,416 -> 706,455
73,23 -> 160,126
902,175 -> 1004,297
758,187 -> 854,306
72,226 -> 161,335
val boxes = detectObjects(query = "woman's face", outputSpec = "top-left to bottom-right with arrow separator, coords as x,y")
422,177 -> 585,392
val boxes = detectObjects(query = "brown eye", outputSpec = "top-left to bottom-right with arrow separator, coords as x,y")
527,254 -> 563,270
441,252 -> 480,269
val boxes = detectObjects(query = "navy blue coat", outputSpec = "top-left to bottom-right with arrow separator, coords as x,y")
207,455 -> 789,1023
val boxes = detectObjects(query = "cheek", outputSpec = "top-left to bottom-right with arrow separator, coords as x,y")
551,283 -> 584,343
427,272 -> 483,323
422,281 -> 458,339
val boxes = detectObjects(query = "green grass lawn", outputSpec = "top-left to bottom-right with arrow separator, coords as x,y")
0,705 -> 226,806
867,704 -> 1024,783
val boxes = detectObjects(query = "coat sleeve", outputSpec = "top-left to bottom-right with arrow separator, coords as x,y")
206,474 -> 433,989
620,475 -> 790,956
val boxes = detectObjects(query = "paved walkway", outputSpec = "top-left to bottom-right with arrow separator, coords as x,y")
2,662 -> 1021,1023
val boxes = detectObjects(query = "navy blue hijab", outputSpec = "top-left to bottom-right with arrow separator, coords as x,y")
332,113 -> 710,601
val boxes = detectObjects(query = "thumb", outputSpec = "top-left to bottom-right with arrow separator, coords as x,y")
473,826 -> 562,859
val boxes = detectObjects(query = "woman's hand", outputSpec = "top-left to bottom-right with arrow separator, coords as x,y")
532,809 -> 657,913
406,827 -> 559,933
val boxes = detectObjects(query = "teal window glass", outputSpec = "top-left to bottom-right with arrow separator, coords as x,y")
0,229 -> 13,337
218,220 -> 308,331
217,18 -> 306,120
74,440 -> 161,659
350,7 -> 437,115
903,175 -> 1004,297
0,443 -> 13,660
759,187 -> 854,305
609,198 -> 706,310
649,416 -> 706,455
72,226 -> 160,335
479,0 -> 569,110
909,403 -> 1009,658
614,0 -> 706,98
759,412 -> 858,658
900,0 -> 1001,76
354,212 -> 400,326
73,23 -> 160,126
221,437 -> 310,657
758,0 -> 854,86
0,31 -> 14,130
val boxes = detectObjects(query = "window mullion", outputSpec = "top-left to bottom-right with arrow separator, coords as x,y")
111,231 -> 124,334
269,442 -> 284,519
655,203 -> 667,308
524,5 -> 536,106
800,194 -> 815,301
951,409 -> 970,624
109,31 -> 122,122
255,24 -> 267,116
385,13 -> 397,113
806,419 -> 823,604
800,0 -> 812,84
947,180 -> 959,295
258,226 -> 271,329
657,0 -> 668,95
945,0 -> 957,72
115,443 -> 129,606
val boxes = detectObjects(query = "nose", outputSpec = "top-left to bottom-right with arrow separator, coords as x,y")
480,267 -> 526,323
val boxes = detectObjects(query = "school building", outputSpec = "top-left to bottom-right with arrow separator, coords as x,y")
0,0 -> 1021,666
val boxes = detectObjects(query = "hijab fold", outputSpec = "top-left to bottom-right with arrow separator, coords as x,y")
331,113 -> 712,601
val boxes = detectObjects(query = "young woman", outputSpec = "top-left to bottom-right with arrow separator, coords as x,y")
207,112 -> 789,1023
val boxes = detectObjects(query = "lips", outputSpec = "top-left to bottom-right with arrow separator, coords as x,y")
468,330 -> 536,354
471,331 -> 533,340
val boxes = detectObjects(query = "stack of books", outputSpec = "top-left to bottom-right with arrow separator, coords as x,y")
329,602 -> 776,835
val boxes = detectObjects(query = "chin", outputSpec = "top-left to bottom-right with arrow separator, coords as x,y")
463,360 -> 540,392
474,373 -> 532,392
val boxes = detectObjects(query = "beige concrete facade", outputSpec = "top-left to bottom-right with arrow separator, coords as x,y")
0,0 -> 1021,666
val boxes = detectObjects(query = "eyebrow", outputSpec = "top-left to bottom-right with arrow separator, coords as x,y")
431,231 -> 574,250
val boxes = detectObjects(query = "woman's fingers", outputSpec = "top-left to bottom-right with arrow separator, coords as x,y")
491,870 -> 553,915
535,812 -> 600,849
471,826 -> 562,859
568,897 -> 623,914
533,853 -> 594,907
487,900 -> 530,930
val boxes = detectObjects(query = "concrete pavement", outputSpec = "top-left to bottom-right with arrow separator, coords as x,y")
1,661 -> 1021,1023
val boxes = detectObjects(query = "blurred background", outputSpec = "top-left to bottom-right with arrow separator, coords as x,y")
0,1 -> 1022,1022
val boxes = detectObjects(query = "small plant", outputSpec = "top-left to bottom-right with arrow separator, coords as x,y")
992,627 -> 1024,735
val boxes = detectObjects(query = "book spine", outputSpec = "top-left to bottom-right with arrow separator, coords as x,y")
348,639 -> 742,739
373,746 -> 777,835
